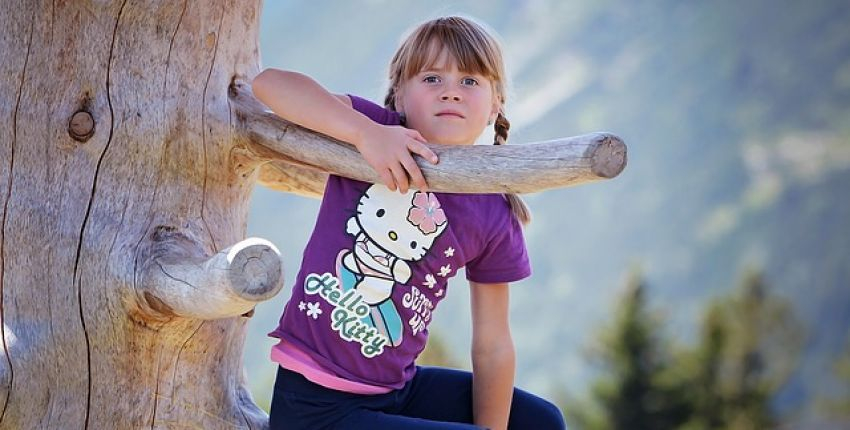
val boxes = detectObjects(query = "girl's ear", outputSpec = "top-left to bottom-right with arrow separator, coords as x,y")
489,86 -> 502,122
394,86 -> 405,112
489,101 -> 501,124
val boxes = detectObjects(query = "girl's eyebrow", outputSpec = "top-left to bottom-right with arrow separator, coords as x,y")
419,61 -> 459,73
420,67 -> 481,76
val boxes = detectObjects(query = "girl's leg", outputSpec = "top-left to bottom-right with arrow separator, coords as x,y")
396,366 -> 567,430
342,409 -> 483,430
507,386 -> 567,430
269,366 -> 481,430
269,366 -> 367,430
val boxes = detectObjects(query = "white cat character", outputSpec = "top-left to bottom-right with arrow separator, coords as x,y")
342,184 -> 448,305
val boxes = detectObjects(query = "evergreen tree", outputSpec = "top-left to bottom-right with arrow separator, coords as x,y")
814,332 -> 850,421
565,269 -> 691,430
566,267 -> 802,430
679,268 -> 803,430
677,304 -> 729,430
722,269 -> 802,429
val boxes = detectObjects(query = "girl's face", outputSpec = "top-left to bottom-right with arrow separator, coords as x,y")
395,48 -> 500,146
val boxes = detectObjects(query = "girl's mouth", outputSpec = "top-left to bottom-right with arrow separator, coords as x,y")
436,110 -> 464,119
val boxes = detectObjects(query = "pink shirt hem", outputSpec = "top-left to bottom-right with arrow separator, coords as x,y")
270,339 -> 392,395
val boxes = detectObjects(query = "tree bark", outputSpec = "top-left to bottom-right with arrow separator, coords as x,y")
0,2 -> 275,428
0,1 -> 626,429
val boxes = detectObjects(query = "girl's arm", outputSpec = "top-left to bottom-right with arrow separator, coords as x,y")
469,281 -> 515,430
251,68 -> 438,193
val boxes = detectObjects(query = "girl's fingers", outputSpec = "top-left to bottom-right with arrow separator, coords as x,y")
409,130 -> 428,143
408,140 -> 439,164
388,164 -> 409,194
379,169 -> 396,191
400,154 -> 428,192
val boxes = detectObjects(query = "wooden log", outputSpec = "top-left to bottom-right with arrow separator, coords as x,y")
230,80 -> 627,194
257,160 -> 327,199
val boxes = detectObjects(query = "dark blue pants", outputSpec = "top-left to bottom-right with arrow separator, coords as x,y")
269,365 -> 566,430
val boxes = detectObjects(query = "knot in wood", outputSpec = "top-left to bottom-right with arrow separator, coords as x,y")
68,110 -> 95,142
151,225 -> 179,241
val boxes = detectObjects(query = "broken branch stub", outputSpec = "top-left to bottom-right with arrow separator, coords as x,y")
140,234 -> 284,320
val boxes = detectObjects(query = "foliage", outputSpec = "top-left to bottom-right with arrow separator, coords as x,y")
565,268 -> 803,429
417,331 -> 460,368
815,334 -> 850,420
679,269 -> 803,430
565,269 -> 691,430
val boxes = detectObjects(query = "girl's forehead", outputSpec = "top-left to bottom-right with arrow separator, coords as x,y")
417,46 -> 487,78
420,48 -> 458,72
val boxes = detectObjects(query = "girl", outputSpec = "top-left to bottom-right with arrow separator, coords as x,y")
253,16 -> 566,430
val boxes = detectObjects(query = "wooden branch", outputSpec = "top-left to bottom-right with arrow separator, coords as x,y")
139,234 -> 284,320
257,160 -> 327,199
230,79 -> 627,194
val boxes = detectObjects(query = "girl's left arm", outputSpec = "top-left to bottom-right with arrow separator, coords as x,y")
469,281 -> 515,430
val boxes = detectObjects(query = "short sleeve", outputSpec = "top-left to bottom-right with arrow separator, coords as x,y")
348,94 -> 401,126
465,200 -> 532,284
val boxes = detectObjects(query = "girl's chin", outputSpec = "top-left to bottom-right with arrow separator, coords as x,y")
426,139 -> 476,146
422,133 -> 478,146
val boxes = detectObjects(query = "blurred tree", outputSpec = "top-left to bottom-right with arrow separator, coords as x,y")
564,269 -> 691,430
720,269 -> 803,429
676,303 -> 730,430
565,267 -> 803,430
417,330 -> 460,368
678,268 -> 803,430
814,332 -> 850,420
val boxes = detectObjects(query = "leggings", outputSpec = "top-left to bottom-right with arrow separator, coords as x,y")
268,365 -> 566,430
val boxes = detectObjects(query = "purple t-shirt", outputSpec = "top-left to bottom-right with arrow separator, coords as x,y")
268,95 -> 531,390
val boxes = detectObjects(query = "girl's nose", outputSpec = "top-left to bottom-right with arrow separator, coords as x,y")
440,91 -> 461,102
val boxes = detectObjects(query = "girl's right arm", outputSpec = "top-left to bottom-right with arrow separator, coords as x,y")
251,69 -> 438,193
470,280 -> 515,430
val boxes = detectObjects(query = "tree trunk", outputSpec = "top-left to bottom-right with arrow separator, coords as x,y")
0,1 -> 276,428
0,1 -> 626,428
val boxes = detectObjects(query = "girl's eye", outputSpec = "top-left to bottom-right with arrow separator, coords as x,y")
462,77 -> 479,86
423,75 -> 440,83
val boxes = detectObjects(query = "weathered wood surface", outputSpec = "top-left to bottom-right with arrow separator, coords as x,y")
0,1 -> 626,429
232,81 -> 627,195
0,1 -> 273,428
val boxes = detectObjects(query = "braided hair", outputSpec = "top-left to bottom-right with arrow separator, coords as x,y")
492,111 -> 531,225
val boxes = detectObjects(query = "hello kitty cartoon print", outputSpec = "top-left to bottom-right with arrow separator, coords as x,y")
339,184 -> 448,346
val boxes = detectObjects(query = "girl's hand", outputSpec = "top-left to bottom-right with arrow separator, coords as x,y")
251,69 -> 436,192
355,123 -> 439,193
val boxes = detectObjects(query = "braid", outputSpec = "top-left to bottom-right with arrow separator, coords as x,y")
493,111 -> 510,145
491,111 -> 531,226
384,86 -> 397,111
383,86 -> 407,126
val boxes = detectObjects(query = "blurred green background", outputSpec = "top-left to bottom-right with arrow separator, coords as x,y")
244,1 -> 850,428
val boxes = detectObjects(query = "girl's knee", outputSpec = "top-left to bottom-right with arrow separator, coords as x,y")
510,391 -> 566,430
542,399 -> 567,430
533,398 -> 566,430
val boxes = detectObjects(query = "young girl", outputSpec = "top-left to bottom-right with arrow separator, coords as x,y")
253,16 -> 566,430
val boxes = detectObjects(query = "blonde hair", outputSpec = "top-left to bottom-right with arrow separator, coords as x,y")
384,16 -> 531,226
